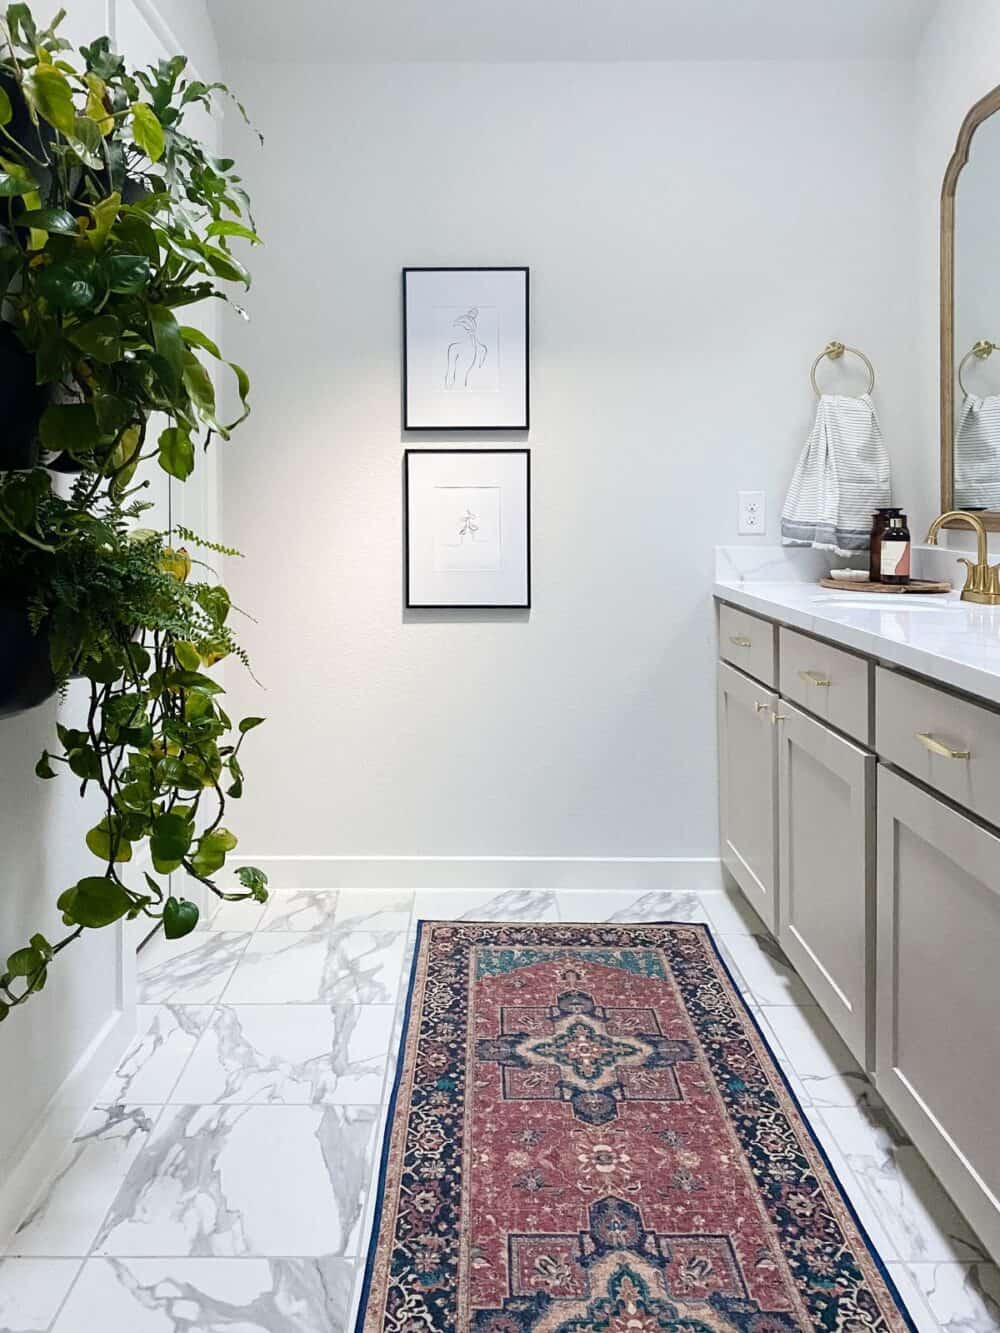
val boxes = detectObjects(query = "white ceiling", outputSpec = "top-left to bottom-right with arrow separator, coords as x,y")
209,0 -> 936,64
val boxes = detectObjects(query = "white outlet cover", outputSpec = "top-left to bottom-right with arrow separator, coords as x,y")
738,491 -> 766,535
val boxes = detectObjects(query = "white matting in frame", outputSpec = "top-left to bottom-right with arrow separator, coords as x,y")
403,268 -> 529,429
405,450 -> 531,608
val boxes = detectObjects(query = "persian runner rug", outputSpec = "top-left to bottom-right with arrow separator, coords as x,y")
356,922 -> 915,1333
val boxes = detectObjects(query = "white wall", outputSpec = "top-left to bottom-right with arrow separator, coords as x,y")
912,0 -> 1000,546
0,0 -> 220,1218
219,57 -> 916,885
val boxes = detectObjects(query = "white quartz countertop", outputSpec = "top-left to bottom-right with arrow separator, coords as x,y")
713,575 -> 1000,706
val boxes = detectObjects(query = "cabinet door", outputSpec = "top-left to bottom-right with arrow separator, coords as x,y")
718,662 -> 779,932
876,769 -> 1000,1260
777,702 -> 873,1065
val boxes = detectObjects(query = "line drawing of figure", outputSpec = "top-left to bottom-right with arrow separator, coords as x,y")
446,308 -> 489,389
458,508 -> 480,541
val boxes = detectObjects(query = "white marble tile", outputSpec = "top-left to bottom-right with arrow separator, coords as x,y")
819,1105 -> 988,1263
716,932 -> 814,1006
223,932 -> 408,1005
0,1257 -> 80,1332
137,933 -> 251,1005
703,888 -> 768,936
334,889 -> 413,934
556,890 -> 714,924
900,1262 -> 1000,1333
751,1008 -> 813,1107
412,888 -> 559,922
9,1106 -> 160,1258
258,889 -> 340,932
50,1257 -> 356,1333
201,896 -> 269,931
170,1004 -> 395,1105
95,1105 -> 379,1259
760,1004 -> 878,1109
98,1006 -> 214,1105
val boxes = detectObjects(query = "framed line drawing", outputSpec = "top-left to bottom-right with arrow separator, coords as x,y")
402,267 -> 529,430
404,449 -> 531,608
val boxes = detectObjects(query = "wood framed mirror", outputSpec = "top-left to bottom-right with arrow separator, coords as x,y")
942,83 -> 1000,530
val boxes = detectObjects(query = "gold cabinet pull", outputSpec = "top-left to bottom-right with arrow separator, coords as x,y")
771,713 -> 788,724
915,732 -> 971,760
754,701 -> 769,714
798,669 -> 831,687
729,634 -> 752,648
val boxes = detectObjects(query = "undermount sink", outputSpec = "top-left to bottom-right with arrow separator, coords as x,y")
810,595 -> 963,612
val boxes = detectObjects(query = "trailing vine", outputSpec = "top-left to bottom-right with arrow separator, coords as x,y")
0,5 -> 267,1019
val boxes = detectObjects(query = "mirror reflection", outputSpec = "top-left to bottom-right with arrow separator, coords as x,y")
953,108 -> 1000,510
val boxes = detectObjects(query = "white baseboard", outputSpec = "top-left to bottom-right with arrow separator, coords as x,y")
227,855 -> 724,893
0,999 -> 135,1248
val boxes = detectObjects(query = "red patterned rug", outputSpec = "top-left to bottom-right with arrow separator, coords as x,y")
356,922 -> 915,1333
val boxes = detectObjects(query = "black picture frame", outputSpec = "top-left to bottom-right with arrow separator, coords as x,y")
404,448 -> 531,609
402,267 -> 530,431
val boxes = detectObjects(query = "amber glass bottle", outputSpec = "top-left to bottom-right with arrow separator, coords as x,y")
869,507 -> 902,582
879,515 -> 911,585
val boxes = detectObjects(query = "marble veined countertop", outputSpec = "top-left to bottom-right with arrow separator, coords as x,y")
713,545 -> 1000,705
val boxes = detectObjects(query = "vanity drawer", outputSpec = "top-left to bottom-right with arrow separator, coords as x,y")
719,604 -> 776,687
876,667 -> 1000,826
780,627 -> 870,744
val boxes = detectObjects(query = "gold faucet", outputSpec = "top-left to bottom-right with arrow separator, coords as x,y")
925,511 -> 1000,604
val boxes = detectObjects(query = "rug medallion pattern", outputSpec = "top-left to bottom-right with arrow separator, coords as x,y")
356,923 -> 915,1333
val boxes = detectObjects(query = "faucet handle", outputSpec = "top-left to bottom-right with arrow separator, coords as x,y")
956,556 -> 986,596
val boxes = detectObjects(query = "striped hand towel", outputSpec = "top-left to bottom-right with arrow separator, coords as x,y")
955,394 -> 1000,510
781,393 -> 890,555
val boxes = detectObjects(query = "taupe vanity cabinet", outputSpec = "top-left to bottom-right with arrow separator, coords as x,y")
876,768 -> 1000,1255
716,598 -> 1000,1261
775,701 -> 873,1065
718,659 -> 779,932
718,607 -> 872,1063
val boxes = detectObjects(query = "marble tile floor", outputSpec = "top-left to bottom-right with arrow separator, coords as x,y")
0,886 -> 997,1333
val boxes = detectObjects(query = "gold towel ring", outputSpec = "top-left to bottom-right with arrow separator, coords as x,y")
957,339 -> 1000,396
810,341 -> 876,398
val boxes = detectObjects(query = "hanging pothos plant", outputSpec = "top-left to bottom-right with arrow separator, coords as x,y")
0,4 -> 267,1019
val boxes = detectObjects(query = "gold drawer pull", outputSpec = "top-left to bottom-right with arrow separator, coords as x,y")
729,634 -> 752,648
754,701 -> 769,714
799,669 -> 832,687
771,713 -> 788,725
915,732 -> 971,760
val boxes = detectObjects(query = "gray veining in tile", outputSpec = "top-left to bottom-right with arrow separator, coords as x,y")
259,889 -> 341,933
901,1262 -> 1000,1333
760,1003 -> 881,1110
138,932 -> 252,1005
170,1004 -> 395,1105
50,1256 -> 356,1333
95,1104 -> 379,1258
334,889 -> 413,934
412,888 -> 559,922
0,1257 -> 80,1332
99,1006 -> 214,1105
9,1106 -> 160,1258
556,889 -> 713,924
820,1105 -> 988,1263
223,932 -> 407,1005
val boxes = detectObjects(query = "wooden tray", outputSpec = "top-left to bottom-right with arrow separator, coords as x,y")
819,578 -> 952,595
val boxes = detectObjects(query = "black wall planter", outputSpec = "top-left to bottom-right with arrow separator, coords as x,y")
0,323 -> 47,472
0,605 -> 57,719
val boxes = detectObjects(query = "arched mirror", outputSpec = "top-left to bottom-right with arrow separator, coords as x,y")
942,84 -> 1000,528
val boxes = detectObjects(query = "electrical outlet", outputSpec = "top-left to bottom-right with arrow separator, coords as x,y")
738,491 -> 766,535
